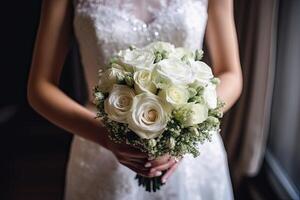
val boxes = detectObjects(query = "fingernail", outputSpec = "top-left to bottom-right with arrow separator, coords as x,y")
150,168 -> 156,173
161,178 -> 166,183
144,162 -> 152,168
155,171 -> 162,177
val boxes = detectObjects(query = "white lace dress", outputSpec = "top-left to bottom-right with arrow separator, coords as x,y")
65,0 -> 234,199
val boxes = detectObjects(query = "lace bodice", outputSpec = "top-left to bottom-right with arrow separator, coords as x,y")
73,0 -> 208,101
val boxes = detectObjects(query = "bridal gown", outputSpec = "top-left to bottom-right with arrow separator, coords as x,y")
65,0 -> 234,199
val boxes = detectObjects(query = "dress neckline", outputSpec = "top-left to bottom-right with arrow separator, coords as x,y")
113,0 -> 182,28
126,0 -> 173,26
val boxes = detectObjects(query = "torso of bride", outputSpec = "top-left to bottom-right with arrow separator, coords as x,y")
66,1 -> 234,199
73,0 -> 208,102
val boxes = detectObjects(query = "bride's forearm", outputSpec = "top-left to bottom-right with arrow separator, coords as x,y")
27,0 -> 108,148
28,81 -> 108,148
216,70 -> 243,112
205,0 -> 243,112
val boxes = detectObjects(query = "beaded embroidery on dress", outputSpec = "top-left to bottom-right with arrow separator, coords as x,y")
65,0 -> 234,199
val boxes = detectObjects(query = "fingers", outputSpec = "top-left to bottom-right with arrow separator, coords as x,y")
161,162 -> 180,183
149,158 -> 176,173
107,139 -> 147,159
146,170 -> 163,178
118,156 -> 164,178
112,141 -> 181,180
119,145 -> 148,159
121,150 -> 147,159
146,154 -> 170,168
120,160 -> 148,175
128,157 -> 147,164
128,166 -> 149,177
116,153 -> 146,167
120,160 -> 163,178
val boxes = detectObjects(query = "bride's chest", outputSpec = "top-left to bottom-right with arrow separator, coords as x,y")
74,0 -> 208,52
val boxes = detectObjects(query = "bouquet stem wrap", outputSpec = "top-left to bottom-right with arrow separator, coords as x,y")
135,174 -> 165,192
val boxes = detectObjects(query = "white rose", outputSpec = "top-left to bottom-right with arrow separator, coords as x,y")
143,41 -> 175,54
127,93 -> 170,139
118,49 -> 155,71
104,84 -> 135,123
133,70 -> 157,94
203,83 -> 218,109
174,103 -> 208,127
169,47 -> 194,60
158,85 -> 189,107
98,68 -> 126,92
190,61 -> 213,86
152,58 -> 195,88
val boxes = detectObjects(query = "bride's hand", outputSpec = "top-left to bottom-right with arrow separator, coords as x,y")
106,139 -> 152,177
145,155 -> 182,183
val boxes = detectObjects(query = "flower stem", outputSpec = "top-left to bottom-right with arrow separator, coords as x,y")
135,173 -> 165,192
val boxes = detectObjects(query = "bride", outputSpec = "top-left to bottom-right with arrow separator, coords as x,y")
28,0 -> 242,199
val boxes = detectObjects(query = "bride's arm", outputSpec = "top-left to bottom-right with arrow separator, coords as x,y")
28,0 -> 150,176
206,0 -> 243,112
148,0 -> 243,182
27,0 -> 105,145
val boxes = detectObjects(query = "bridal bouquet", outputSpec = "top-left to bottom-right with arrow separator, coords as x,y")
93,41 -> 224,192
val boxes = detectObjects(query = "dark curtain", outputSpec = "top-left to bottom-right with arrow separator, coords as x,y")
0,2 -> 87,200
220,0 -> 278,191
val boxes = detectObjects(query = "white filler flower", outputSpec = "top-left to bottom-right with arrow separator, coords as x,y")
128,93 -> 170,139
104,84 -> 135,123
